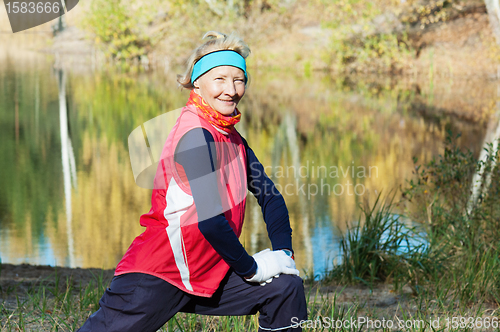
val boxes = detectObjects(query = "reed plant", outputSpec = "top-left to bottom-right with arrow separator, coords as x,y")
326,193 -> 438,292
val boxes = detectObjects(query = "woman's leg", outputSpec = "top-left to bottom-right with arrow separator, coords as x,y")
181,271 -> 307,331
77,273 -> 191,332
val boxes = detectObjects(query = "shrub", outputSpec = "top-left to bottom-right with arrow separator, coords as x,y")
81,0 -> 155,62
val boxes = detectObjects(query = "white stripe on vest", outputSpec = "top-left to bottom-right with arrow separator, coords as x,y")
164,176 -> 194,291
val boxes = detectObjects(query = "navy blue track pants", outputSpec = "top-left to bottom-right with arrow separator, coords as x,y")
77,270 -> 307,332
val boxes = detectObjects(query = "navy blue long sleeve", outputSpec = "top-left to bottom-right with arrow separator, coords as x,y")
175,128 -> 293,277
238,135 -> 293,252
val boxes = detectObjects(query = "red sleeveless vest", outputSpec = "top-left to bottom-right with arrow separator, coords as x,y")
115,104 -> 247,297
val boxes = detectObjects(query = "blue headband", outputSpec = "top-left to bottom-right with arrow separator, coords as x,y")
191,50 -> 247,84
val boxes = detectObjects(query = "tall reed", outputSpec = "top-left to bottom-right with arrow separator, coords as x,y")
327,193 -> 437,291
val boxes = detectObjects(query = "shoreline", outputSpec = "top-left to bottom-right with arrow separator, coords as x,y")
0,262 -> 418,315
2,262 -> 498,330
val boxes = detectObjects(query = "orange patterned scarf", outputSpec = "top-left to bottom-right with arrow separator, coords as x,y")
186,90 -> 241,134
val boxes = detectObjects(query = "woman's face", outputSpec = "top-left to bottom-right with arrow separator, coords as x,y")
193,65 -> 246,116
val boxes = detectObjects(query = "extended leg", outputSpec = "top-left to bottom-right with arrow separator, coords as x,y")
77,273 -> 191,332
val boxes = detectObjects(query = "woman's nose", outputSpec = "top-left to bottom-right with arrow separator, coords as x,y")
224,81 -> 236,96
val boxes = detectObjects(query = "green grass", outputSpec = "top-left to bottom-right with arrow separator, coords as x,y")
1,270 -> 500,331
0,269 -> 108,331
2,276 -> 499,331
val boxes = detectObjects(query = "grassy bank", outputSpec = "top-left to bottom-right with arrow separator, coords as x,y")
2,135 -> 500,331
323,133 -> 500,328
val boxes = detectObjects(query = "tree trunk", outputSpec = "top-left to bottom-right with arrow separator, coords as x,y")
485,0 -> 500,45
466,1 -> 500,215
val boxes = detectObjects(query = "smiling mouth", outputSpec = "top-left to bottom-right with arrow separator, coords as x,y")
217,98 -> 235,104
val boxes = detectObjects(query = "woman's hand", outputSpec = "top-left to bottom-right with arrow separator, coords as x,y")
245,249 -> 299,286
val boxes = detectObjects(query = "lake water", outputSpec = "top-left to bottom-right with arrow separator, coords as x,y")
0,45 -> 494,279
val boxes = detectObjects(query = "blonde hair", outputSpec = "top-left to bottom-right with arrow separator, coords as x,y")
177,31 -> 251,89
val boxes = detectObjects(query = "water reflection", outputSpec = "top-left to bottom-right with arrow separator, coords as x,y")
58,69 -> 77,267
0,50 -> 64,266
0,50 -> 492,278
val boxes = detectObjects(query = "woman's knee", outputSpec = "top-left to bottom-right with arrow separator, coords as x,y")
258,274 -> 308,327
267,274 -> 305,297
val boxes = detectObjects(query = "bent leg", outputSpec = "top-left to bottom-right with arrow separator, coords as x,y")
77,273 -> 190,332
182,271 -> 307,331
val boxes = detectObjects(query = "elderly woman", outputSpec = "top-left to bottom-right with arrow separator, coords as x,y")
77,31 -> 307,332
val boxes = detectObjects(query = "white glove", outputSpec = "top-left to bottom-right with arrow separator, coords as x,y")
245,249 -> 299,286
